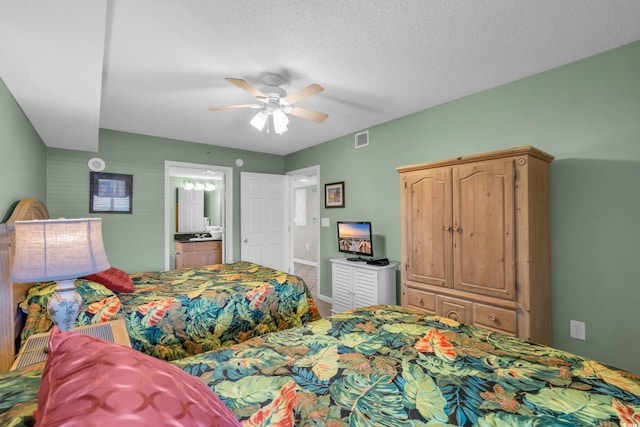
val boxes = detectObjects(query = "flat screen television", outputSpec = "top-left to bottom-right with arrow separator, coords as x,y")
337,221 -> 373,261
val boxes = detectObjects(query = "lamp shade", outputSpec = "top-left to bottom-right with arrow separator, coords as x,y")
11,218 -> 110,283
250,110 -> 268,131
272,108 -> 289,135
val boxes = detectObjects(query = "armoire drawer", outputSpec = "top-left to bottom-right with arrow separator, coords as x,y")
473,303 -> 516,335
405,287 -> 436,313
436,296 -> 472,324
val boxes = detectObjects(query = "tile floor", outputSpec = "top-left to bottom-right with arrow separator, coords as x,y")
294,262 -> 332,318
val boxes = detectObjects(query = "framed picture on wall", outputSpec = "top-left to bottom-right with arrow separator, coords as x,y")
325,181 -> 345,208
90,172 -> 133,214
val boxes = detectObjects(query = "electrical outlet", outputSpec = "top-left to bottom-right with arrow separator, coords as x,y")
570,320 -> 586,340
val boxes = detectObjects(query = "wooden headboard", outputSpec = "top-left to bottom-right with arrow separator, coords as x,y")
0,198 -> 50,373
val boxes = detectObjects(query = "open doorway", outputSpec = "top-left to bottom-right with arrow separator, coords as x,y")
164,161 -> 233,271
287,166 -> 325,307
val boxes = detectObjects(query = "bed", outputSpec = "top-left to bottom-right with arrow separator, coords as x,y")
0,305 -> 638,426
0,198 -> 320,371
18,262 -> 321,361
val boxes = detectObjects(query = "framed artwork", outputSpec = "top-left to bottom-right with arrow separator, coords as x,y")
90,172 -> 133,214
325,181 -> 345,208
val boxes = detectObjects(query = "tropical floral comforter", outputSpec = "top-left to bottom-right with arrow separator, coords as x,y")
1,305 -> 640,426
18,261 -> 320,361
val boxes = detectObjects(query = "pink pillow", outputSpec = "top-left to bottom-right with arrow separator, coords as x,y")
36,327 -> 240,426
84,267 -> 134,293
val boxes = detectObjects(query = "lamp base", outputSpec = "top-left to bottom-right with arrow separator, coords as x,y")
47,279 -> 82,332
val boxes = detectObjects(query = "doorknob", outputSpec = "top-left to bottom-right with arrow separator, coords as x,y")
243,238 -> 248,243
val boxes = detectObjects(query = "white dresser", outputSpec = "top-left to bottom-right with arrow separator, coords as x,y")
330,258 -> 396,314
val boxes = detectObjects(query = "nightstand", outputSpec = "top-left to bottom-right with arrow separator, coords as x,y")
11,319 -> 131,371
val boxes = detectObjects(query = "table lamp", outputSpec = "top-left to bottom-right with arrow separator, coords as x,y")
11,218 -> 110,331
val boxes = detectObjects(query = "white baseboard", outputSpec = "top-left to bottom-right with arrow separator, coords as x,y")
316,293 -> 332,304
293,258 -> 318,267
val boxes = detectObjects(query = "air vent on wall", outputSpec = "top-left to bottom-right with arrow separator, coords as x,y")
355,130 -> 369,149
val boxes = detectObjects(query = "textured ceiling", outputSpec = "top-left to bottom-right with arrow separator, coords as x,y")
2,1 -> 640,155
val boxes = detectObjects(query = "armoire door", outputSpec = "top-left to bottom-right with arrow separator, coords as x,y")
402,167 -> 453,289
452,160 -> 516,300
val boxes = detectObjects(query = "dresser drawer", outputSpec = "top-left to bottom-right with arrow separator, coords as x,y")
405,287 -> 436,313
473,303 -> 516,335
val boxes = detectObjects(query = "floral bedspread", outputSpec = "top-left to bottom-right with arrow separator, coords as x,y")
175,305 -> 640,426
1,305 -> 640,426
18,261 -> 320,361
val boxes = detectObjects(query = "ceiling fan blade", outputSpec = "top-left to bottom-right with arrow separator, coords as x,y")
225,77 -> 267,99
289,106 -> 328,123
283,83 -> 324,105
208,104 -> 263,111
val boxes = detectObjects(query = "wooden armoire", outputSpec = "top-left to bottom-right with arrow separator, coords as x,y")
397,146 -> 554,345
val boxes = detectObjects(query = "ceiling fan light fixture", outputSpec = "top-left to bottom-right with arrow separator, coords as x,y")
210,74 -> 328,135
250,110 -> 268,131
272,108 -> 289,135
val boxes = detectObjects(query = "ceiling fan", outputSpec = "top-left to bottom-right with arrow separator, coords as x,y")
208,74 -> 328,135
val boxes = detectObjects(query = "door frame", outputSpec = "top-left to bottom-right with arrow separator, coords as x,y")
164,161 -> 233,271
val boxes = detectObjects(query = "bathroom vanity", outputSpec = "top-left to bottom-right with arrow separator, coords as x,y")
174,234 -> 222,268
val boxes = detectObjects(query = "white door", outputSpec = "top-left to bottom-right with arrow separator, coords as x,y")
177,188 -> 205,232
240,172 -> 289,272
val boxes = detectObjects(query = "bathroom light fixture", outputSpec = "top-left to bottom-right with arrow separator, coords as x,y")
11,218 -> 110,331
183,179 -> 216,191
183,179 -> 195,190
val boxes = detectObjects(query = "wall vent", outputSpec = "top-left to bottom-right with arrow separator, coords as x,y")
355,130 -> 369,149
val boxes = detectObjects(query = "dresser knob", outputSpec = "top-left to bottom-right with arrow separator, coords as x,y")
416,296 -> 423,303
488,314 -> 496,322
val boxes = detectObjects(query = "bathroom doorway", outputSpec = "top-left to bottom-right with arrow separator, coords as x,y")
164,161 -> 233,271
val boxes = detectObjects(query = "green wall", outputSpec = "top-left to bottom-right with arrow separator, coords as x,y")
46,129 -> 285,272
0,77 -> 46,219
285,41 -> 640,374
